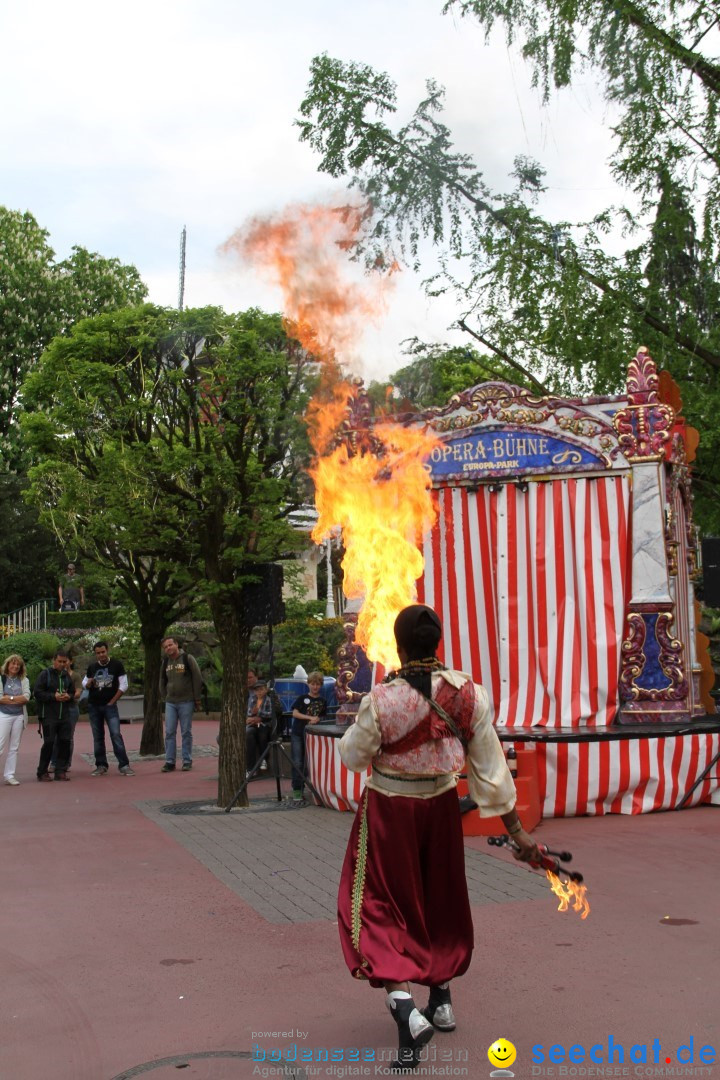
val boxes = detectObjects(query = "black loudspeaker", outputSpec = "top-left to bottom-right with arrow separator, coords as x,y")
239,564 -> 285,628
702,538 -> 720,609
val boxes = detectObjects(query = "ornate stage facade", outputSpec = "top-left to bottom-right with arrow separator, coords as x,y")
413,347 -> 719,815
307,349 -> 719,818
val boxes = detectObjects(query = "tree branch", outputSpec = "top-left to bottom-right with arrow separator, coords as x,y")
457,320 -> 550,394
354,118 -> 720,370
611,0 -> 720,97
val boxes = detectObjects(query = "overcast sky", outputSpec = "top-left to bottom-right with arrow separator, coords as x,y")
1,0 -> 623,380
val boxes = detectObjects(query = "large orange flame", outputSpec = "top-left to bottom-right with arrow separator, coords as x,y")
226,202 -> 436,664
311,404 -> 439,667
546,871 -> 591,919
223,202 -> 390,364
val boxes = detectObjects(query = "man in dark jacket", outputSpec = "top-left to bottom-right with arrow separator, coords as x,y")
35,651 -> 73,781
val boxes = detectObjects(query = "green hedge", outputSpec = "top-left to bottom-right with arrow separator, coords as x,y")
47,608 -> 115,629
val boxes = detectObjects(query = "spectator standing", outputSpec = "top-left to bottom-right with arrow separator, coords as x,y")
50,656 -> 83,773
159,636 -> 202,773
84,641 -> 134,776
0,655 -> 30,785
58,562 -> 84,611
34,651 -> 73,782
290,671 -> 327,801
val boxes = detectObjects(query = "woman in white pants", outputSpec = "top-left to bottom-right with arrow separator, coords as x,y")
0,655 -> 30,785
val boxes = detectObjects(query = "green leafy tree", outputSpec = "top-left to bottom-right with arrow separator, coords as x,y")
0,472 -> 63,612
445,0 -> 720,230
0,207 -> 146,469
23,304 -> 316,803
370,342 -> 544,412
23,306 -> 205,751
0,206 -> 147,611
297,39 -> 720,529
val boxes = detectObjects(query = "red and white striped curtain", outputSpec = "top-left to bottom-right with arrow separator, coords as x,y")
418,476 -> 631,728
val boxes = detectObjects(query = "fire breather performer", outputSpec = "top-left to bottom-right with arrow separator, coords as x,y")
337,604 -> 539,1071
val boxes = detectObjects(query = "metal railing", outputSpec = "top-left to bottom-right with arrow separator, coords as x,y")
0,598 -> 52,638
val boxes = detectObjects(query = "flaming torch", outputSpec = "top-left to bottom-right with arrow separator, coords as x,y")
488,835 -> 591,919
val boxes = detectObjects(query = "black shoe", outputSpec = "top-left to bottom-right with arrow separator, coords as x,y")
422,984 -> 456,1031
161,763 -> 176,773
181,762 -> 192,772
386,995 -> 434,1071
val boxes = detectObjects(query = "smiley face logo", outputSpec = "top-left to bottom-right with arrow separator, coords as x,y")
488,1038 -> 517,1071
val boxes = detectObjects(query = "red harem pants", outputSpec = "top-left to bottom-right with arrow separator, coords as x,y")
337,786 -> 474,987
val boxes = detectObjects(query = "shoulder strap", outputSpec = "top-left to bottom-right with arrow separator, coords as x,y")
427,696 -> 469,752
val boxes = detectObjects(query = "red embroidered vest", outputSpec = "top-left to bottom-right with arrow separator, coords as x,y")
380,677 -> 475,755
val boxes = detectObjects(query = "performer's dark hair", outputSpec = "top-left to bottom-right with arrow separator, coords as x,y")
392,605 -> 444,699
394,605 -> 442,660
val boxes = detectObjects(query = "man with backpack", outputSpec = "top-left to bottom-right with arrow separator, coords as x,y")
34,650 -> 74,782
159,636 -> 203,773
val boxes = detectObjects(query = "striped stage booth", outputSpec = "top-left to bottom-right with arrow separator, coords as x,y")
537,731 -> 720,816
305,726 -> 367,812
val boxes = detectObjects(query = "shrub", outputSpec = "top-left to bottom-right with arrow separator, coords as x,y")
0,631 -> 61,689
253,600 -> 344,677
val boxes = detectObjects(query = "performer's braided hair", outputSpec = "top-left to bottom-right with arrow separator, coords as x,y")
384,656 -> 447,700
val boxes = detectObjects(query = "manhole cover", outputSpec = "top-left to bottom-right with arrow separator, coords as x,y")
112,1050 -> 306,1078
161,797 -> 313,815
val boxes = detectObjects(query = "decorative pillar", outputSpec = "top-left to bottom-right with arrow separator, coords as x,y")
335,602 -> 373,725
614,348 -> 688,721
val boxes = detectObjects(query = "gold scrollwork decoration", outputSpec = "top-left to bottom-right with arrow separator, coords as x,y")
551,449 -> 583,465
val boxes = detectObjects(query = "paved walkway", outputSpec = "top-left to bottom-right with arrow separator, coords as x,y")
1,720 -> 718,1080
139,798 -> 547,924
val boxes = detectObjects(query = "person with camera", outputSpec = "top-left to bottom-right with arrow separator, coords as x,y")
34,651 -> 74,782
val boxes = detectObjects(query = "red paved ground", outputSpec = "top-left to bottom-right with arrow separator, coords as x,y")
1,719 -> 718,1080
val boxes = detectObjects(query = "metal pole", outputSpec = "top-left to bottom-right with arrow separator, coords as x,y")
324,538 -> 336,618
178,226 -> 187,312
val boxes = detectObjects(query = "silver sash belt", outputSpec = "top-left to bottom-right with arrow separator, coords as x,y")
370,768 -> 455,796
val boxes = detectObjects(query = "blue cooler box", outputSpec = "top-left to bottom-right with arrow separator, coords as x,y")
273,676 -> 337,718
273,678 -> 308,715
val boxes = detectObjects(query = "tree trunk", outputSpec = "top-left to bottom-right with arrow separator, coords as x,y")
210,597 -> 251,807
139,623 -> 165,756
